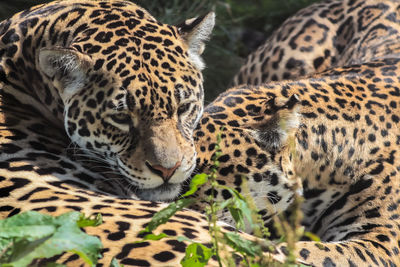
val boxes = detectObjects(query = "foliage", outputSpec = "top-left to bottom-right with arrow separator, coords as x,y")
0,211 -> 103,267
0,0 -> 319,101
180,243 -> 212,267
0,1 -> 322,265
138,128 -> 310,266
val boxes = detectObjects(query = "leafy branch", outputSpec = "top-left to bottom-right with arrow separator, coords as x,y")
0,211 -> 103,267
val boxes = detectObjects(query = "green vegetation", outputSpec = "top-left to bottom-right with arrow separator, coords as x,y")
0,1 -> 321,266
139,129 -> 309,266
0,0 -> 319,101
0,130 -> 314,267
0,211 -> 103,267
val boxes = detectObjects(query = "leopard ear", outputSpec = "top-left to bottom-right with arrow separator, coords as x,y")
254,94 -> 300,151
38,47 -> 91,99
177,12 -> 215,70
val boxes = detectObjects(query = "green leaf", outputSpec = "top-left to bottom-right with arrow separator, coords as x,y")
77,213 -> 103,227
181,243 -> 212,267
0,211 -> 102,266
219,197 -> 246,230
219,186 -> 255,231
181,173 -> 208,197
142,233 -> 169,241
219,198 -> 233,211
141,198 -> 195,233
110,257 -> 124,267
176,236 -> 194,243
0,225 -> 55,239
303,231 -> 320,242
0,212 -> 43,230
228,206 -> 245,230
223,232 -> 262,258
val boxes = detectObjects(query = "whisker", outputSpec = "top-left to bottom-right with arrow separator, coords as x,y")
75,157 -> 114,165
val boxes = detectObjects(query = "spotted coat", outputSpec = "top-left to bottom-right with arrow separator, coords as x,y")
234,0 -> 400,86
194,58 -> 400,266
0,0 -> 215,202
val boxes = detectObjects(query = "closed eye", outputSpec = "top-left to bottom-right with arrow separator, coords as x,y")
109,113 -> 131,125
177,103 -> 191,116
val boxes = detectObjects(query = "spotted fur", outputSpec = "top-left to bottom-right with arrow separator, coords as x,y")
234,0 -> 400,85
0,0 -> 215,202
194,58 -> 400,266
190,1 -> 400,265
0,1 -> 219,265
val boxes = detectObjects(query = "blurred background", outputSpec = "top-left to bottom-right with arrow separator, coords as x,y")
0,0 -> 318,102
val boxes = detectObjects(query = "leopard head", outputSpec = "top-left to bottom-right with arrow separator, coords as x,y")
37,1 -> 215,201
194,87 -> 302,224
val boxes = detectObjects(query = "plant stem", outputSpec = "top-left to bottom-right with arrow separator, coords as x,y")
208,170 -> 223,267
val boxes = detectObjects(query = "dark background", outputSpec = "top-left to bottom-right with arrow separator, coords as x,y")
0,0 -> 319,102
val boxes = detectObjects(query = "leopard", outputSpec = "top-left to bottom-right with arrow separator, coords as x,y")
1,180 -> 223,266
2,176 -> 292,266
0,0 -> 244,266
190,1 -> 400,266
193,57 -> 400,266
0,0 -> 215,203
233,0 -> 400,86
2,0 -> 400,266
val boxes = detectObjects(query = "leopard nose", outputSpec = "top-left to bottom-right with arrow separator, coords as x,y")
145,161 -> 181,181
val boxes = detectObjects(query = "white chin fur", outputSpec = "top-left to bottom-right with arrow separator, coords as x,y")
135,183 -> 182,202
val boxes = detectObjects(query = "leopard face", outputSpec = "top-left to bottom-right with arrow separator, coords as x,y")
193,88 -> 300,224
0,0 -> 215,201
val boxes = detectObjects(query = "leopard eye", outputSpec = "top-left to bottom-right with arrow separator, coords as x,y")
177,103 -> 191,116
109,113 -> 131,125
